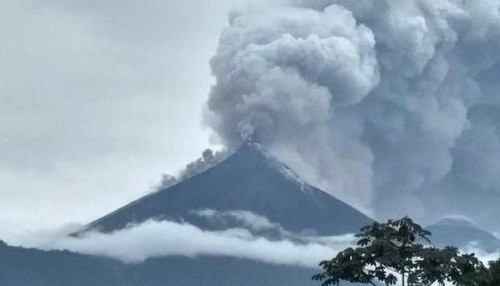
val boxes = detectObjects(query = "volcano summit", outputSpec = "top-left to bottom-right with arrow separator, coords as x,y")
80,143 -> 373,236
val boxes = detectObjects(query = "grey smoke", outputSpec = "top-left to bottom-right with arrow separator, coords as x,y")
204,0 -> 500,229
160,149 -> 230,188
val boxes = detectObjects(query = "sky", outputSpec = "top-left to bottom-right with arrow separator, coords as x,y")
3,0 -> 500,244
0,0 -> 254,242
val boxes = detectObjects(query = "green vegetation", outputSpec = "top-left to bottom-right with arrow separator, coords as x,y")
313,217 -> 500,286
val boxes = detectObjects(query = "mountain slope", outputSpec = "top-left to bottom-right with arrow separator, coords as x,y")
0,144 -> 373,286
427,218 -> 500,252
0,240 -> 318,286
82,143 -> 373,236
0,240 -> 135,286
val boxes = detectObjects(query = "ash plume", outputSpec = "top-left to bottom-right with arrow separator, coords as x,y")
160,148 -> 230,188
204,0 -> 500,228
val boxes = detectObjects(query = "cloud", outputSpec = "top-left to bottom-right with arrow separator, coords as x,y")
193,209 -> 286,233
459,246 -> 500,267
19,211 -> 496,284
204,0 -> 500,229
42,218 -> 354,268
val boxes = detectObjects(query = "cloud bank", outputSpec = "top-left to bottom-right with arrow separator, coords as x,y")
204,0 -> 500,228
34,211 -> 497,276
45,218 -> 354,268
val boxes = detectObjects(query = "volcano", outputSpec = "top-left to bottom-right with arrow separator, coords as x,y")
39,142 -> 376,286
81,143 -> 373,236
3,146 -> 375,286
427,217 -> 500,252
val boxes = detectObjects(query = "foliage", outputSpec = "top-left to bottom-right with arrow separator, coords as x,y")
313,217 -> 498,286
484,258 -> 500,286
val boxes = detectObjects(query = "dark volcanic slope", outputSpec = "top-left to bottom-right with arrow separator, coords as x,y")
0,240 -> 318,286
0,240 -> 134,286
84,143 -> 373,235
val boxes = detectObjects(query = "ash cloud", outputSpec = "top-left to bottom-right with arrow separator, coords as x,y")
160,149 -> 230,188
204,0 -> 500,228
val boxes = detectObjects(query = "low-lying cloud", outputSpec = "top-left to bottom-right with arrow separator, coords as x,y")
21,211 -> 499,281
43,217 -> 354,268
193,209 -> 288,233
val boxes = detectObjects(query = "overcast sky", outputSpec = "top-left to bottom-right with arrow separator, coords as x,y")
4,0 -> 500,245
0,0 -> 254,243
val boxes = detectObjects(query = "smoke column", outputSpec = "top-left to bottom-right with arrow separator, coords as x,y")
204,0 -> 500,229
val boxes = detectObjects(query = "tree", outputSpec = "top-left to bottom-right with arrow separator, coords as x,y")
483,258 -> 500,286
414,246 -> 491,286
313,217 -> 491,286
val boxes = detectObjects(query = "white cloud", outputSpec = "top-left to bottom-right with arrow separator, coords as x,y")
193,209 -> 286,233
42,219 -> 354,268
